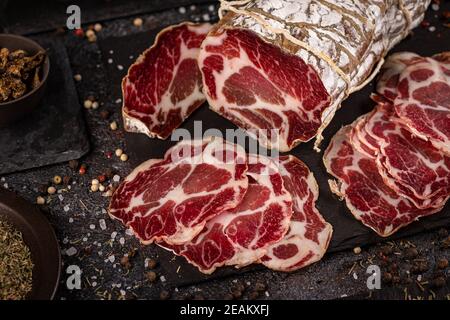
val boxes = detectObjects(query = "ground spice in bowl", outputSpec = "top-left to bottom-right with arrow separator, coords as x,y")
0,218 -> 33,300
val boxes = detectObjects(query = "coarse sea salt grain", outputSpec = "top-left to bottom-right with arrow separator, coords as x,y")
66,247 -> 77,256
160,276 -> 166,282
115,98 -> 122,104
126,228 -> 134,236
179,6 -> 186,14
117,65 -> 124,71
90,224 -> 96,230
111,231 -> 118,239
119,237 -> 125,245
99,219 -> 107,230
69,217 -> 74,223
209,5 -> 215,12
83,237 -> 88,242
190,5 -> 196,11
58,194 -> 64,201
64,205 -> 70,212
113,175 -> 121,182
202,13 -> 210,21
108,58 -> 113,64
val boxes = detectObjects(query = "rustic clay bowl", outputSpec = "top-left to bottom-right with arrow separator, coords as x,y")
0,34 -> 50,127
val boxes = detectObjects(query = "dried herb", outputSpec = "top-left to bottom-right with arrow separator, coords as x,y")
0,47 -> 46,102
0,219 -> 33,300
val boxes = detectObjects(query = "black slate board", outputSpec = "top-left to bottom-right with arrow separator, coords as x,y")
99,4 -> 450,287
0,38 -> 89,175
0,0 -> 215,35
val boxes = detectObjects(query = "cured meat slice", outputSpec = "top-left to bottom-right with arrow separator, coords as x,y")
108,137 -> 248,245
363,103 -> 450,205
261,156 -> 333,272
122,23 -> 212,139
199,0 -> 430,151
161,154 -> 293,274
324,126 -> 441,237
377,52 -> 450,155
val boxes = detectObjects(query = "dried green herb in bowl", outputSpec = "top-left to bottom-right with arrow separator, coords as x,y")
0,218 -> 33,300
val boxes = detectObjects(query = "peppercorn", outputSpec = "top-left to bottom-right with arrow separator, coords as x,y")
147,259 -> 157,269
47,186 -> 56,195
92,101 -> 99,109
120,256 -> 131,269
36,196 -> 45,205
404,247 -> 419,259
159,290 -> 170,300
105,168 -> 114,179
79,165 -> 87,175
38,183 -> 49,195
73,74 -> 82,82
248,290 -> 260,300
68,159 -> 79,170
437,258 -> 448,270
115,149 -> 123,157
380,246 -> 393,256
223,293 -> 234,300
231,289 -> 243,299
98,175 -> 106,183
353,246 -> 362,255
53,175 -> 62,185
120,154 -> 129,162
110,121 -> 118,131
74,28 -> 84,38
146,271 -> 157,282
254,281 -> 266,292
90,184 -> 99,192
63,176 -> 71,185
432,276 -> 446,288
133,18 -> 143,27
94,23 -> 102,32
382,272 -> 393,284
99,184 -> 105,192
99,110 -> 110,120
84,99 -> 93,109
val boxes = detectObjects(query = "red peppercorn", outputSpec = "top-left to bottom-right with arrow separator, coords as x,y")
79,166 -> 86,175
74,28 -> 84,38
98,175 -> 106,183
105,151 -> 113,159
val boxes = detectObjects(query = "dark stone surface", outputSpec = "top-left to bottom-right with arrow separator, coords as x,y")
1,2 -> 449,300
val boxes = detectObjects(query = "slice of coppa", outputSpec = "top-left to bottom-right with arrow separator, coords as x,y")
198,0 -> 430,151
160,154 -> 293,274
108,136 -> 248,245
261,155 -> 333,272
377,52 -> 450,155
122,22 -> 212,139
324,125 -> 441,237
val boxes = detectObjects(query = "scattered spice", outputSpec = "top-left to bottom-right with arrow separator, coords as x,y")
68,159 -> 79,170
159,290 -> 170,300
110,121 -> 118,131
133,18 -> 143,27
53,175 -> 62,185
79,164 -> 87,175
146,271 -> 157,282
431,276 -> 446,288
120,154 -> 129,162
73,74 -> 82,82
47,186 -> 56,195
63,176 -> 71,185
0,219 -> 33,300
94,23 -> 103,32
115,148 -> 123,157
84,99 -> 93,109
146,258 -> 157,269
437,258 -> 448,270
99,110 -> 110,119
404,247 -> 419,259
353,246 -> 362,255
36,196 -> 45,205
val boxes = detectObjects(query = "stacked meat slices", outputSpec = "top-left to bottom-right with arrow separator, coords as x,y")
109,137 -> 332,274
324,52 -> 450,237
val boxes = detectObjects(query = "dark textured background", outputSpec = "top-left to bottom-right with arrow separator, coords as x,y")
0,1 -> 449,300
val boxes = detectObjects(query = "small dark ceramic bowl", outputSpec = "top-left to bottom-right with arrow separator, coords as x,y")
0,34 -> 50,127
